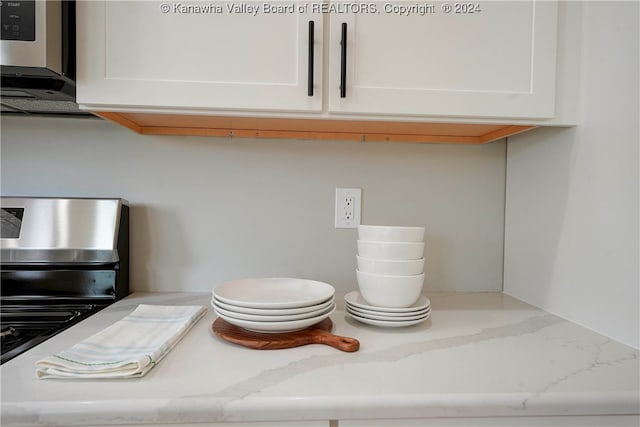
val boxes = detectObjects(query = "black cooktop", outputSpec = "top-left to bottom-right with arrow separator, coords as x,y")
0,303 -> 106,364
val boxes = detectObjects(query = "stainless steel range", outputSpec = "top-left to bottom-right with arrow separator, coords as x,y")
0,197 -> 129,364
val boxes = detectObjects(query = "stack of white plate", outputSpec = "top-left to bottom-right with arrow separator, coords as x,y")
344,291 -> 430,327
211,278 -> 336,333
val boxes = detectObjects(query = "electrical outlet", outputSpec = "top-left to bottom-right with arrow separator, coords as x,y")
335,188 -> 361,229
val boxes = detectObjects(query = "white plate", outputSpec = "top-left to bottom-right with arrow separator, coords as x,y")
213,300 -> 336,322
214,305 -> 336,333
345,291 -> 430,313
346,310 -> 430,328
213,278 -> 335,309
211,295 -> 334,316
346,302 -> 430,318
346,305 -> 430,321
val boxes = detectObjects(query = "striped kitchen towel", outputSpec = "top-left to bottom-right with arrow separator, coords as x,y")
36,304 -> 207,379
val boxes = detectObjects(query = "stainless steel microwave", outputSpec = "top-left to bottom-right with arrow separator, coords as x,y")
0,0 -> 91,115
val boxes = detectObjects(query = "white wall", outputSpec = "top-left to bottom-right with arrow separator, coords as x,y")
504,1 -> 639,349
0,115 -> 507,296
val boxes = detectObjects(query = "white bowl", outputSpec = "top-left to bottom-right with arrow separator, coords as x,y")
356,270 -> 424,308
357,240 -> 424,260
358,225 -> 425,242
357,255 -> 424,276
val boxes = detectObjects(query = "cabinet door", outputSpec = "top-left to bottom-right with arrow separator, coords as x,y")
328,0 -> 558,119
77,1 -> 323,112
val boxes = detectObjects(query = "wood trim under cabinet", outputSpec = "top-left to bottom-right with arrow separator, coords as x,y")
95,112 -> 536,144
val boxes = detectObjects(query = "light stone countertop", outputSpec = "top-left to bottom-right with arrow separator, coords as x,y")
1,291 -> 638,426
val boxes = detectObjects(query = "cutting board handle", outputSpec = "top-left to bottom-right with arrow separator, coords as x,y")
313,330 -> 360,352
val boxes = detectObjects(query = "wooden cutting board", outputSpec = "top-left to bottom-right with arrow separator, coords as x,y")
212,317 -> 360,352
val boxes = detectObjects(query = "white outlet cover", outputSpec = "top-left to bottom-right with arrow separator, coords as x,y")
335,188 -> 361,229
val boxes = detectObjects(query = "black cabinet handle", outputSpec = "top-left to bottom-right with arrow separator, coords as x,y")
340,23 -> 347,98
308,20 -> 314,97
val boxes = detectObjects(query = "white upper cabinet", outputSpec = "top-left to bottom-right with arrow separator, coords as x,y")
76,1 -> 573,142
77,1 -> 323,112
328,1 -> 558,119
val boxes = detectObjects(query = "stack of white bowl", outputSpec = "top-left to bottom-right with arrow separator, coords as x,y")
211,278 -> 336,333
348,225 -> 430,327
